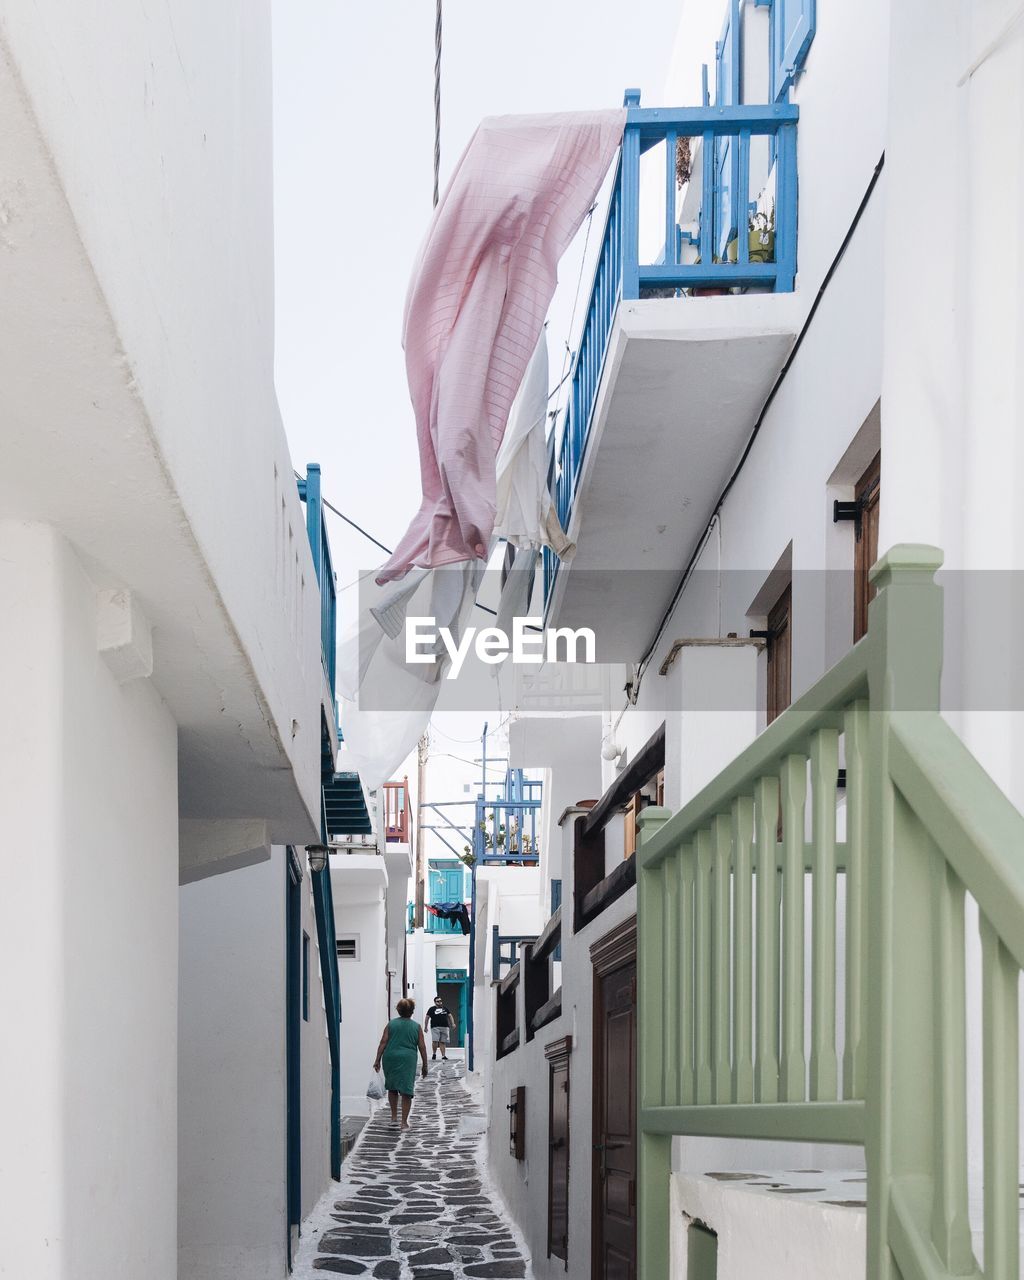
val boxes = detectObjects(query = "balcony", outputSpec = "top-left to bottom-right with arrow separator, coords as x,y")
635,550 -> 1024,1276
382,778 -> 410,844
543,92 -> 802,659
473,797 -> 542,867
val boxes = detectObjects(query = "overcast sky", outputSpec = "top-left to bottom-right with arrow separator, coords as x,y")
271,0 -> 683,596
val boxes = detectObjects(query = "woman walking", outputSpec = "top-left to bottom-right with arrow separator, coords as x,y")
373,997 -> 429,1130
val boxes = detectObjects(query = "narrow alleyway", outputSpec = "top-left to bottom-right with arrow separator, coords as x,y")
303,1062 -> 531,1279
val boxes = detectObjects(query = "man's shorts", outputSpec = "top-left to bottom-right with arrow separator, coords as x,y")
431,1026 -> 450,1045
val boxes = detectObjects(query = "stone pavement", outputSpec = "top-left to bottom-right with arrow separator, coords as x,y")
308,1061 -> 532,1279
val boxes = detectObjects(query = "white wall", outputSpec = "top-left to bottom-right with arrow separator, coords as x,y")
0,521 -> 179,1280
299,878 -> 333,1222
334,876 -> 389,1116
178,849 -> 332,1280
488,884 -> 638,1280
0,2 -> 323,846
877,0 -> 1024,1209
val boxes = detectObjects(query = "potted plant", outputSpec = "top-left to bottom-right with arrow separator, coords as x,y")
726,205 -> 775,265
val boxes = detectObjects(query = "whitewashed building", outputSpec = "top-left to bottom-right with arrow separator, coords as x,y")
484,0 -> 1024,1277
0,5 -> 361,1278
330,778 -> 414,1117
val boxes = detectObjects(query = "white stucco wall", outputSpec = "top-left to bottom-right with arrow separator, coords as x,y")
334,876 -> 389,1116
0,2 -> 323,845
488,882 -> 638,1280
0,521 -> 179,1280
178,849 -> 332,1280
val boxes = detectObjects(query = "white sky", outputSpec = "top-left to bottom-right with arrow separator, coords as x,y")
272,0 -> 683,588
272,2 -> 684,788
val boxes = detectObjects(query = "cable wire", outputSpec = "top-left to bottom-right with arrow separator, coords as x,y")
630,152 -> 887,700
433,0 -> 442,209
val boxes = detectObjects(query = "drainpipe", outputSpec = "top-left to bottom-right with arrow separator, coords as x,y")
467,721 -> 488,1072
414,734 -> 428,928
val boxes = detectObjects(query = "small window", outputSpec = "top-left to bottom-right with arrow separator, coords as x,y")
766,583 -> 793,723
302,932 -> 310,1022
336,936 -> 359,960
853,452 -> 881,642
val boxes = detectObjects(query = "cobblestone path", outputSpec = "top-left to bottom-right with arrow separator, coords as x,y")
309,1062 -> 531,1279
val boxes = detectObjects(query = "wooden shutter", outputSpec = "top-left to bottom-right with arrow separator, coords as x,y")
772,0 -> 816,100
714,0 -> 742,258
546,1037 -> 573,1264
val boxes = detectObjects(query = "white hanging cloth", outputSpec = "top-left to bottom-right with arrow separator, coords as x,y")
494,336 -> 575,557
336,562 -> 483,791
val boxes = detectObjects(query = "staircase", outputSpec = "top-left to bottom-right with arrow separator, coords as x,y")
637,546 -> 1024,1279
323,771 -> 372,837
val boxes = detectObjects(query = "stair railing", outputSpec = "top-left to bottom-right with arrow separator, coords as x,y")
637,545 -> 1023,1279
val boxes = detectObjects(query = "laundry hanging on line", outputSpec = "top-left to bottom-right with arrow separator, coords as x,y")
376,107 -> 626,583
428,903 -> 471,935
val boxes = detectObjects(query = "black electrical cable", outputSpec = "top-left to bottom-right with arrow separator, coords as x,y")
630,152 -> 887,697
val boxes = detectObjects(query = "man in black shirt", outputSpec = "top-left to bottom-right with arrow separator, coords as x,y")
425,994 -> 455,1061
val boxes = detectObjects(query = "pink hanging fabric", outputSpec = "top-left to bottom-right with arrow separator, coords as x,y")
376,108 -> 626,584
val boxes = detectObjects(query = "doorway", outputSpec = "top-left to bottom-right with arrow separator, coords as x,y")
436,970 -> 467,1047
286,848 -> 303,1266
591,918 -> 638,1280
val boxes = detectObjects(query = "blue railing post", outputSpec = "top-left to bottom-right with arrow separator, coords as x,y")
298,464 -> 338,700
621,89 -> 642,301
774,119 -> 799,292
302,463 -> 323,581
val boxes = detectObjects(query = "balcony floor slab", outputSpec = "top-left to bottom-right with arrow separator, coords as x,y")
549,294 -> 801,661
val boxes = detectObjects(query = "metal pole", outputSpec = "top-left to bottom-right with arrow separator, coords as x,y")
414,732 -> 428,928
467,720 -> 487,1073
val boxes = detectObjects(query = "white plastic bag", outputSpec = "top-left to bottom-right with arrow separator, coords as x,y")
366,1070 -> 385,1101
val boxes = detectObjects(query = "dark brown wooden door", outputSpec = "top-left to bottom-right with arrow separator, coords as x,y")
593,952 -> 637,1280
853,452 -> 881,642
547,1040 -> 571,1264
766,583 -> 792,724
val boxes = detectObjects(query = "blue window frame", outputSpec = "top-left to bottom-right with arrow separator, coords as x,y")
714,0 -> 741,259
771,0 -> 816,100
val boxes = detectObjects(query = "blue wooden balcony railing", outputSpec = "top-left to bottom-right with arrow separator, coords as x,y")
473,798 -> 542,866
297,463 -> 338,700
543,90 -> 799,601
492,929 -> 538,980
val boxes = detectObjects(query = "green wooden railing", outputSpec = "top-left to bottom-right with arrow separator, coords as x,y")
637,546 -> 1024,1280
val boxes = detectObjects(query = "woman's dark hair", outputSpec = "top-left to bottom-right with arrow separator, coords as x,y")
396,997 -> 415,1018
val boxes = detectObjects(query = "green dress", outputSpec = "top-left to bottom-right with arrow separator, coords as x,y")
381,1016 -> 421,1097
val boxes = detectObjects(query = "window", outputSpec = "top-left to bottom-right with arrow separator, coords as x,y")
766,583 -> 792,723
771,0 -> 816,100
336,935 -> 359,960
853,453 -> 881,642
302,932 -> 310,1022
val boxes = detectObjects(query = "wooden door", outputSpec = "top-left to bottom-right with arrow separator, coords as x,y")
547,1037 -> 572,1265
592,922 -> 638,1280
853,452 -> 881,641
766,583 -> 792,724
